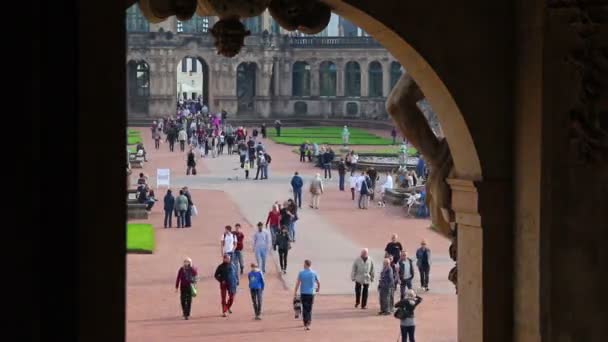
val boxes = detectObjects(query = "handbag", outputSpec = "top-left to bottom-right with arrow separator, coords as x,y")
190,283 -> 198,298
191,205 -> 198,217
393,306 -> 408,320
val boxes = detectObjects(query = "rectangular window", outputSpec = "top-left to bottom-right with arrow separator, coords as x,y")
177,21 -> 184,33
192,92 -> 197,100
191,58 -> 197,72
181,58 -> 188,73
183,92 -> 188,100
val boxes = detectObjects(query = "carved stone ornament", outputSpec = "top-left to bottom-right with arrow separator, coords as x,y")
386,73 -> 457,291
549,0 -> 608,163
137,0 -> 332,57
268,0 -> 331,34
210,18 -> 251,58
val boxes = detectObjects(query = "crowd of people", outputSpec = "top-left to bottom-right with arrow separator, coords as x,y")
134,107 -> 435,340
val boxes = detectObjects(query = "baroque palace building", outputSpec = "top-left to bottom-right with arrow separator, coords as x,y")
126,5 -> 402,119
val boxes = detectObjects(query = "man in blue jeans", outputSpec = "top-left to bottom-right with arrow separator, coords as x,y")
253,223 -> 271,273
290,171 -> 304,208
293,259 -> 320,330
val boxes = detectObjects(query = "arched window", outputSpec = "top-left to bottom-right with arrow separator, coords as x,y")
243,17 -> 262,34
319,61 -> 337,97
126,5 -> 149,32
237,62 -> 257,113
179,15 -> 210,33
390,61 -> 403,89
345,61 -> 361,97
292,62 -> 311,97
368,61 -> 383,97
127,60 -> 150,113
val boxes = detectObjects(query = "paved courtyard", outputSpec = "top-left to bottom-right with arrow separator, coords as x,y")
127,127 -> 457,341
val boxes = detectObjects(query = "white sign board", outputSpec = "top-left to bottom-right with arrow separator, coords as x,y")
157,169 -> 170,188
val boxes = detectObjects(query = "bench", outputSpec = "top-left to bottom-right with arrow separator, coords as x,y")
127,203 -> 149,220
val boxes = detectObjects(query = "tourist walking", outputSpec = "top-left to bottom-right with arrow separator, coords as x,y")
380,171 -> 394,206
299,142 -> 307,162
265,204 -> 281,245
186,148 -> 197,175
309,173 -> 324,209
391,127 -> 398,145
338,158 -> 346,191
398,250 -> 415,298
367,167 -> 379,201
349,173 -> 357,200
290,171 -> 304,209
275,226 -> 291,274
378,258 -> 394,315
163,189 -> 175,228
415,240 -> 431,291
274,120 -> 282,137
260,123 -> 267,138
351,248 -> 375,309
293,260 -> 320,330
286,200 -> 298,242
214,254 -> 238,317
183,186 -> 194,227
178,127 -> 187,152
175,189 -> 188,228
357,171 -> 371,209
254,151 -> 268,180
385,234 -> 404,264
153,128 -> 161,149
175,257 -> 198,320
221,225 -> 237,261
167,125 -> 177,152
248,263 -> 265,320
395,290 -> 423,342
322,148 -> 334,179
233,223 -> 245,275
253,222 -> 271,273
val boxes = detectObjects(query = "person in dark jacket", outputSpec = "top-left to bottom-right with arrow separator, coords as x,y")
391,127 -> 398,145
186,149 -> 196,175
175,257 -> 198,320
395,290 -> 423,342
415,240 -> 431,291
322,148 -> 334,179
274,226 -> 291,274
183,187 -> 194,227
290,171 -> 304,208
398,250 -> 416,298
367,167 -> 379,201
299,142 -> 307,162
378,257 -> 394,315
163,189 -> 175,228
214,254 -> 238,317
337,159 -> 346,191
260,123 -> 267,138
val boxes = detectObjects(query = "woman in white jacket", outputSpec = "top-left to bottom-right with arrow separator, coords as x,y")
379,172 -> 394,207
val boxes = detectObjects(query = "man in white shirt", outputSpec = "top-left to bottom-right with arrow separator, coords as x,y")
221,225 -> 237,261
252,222 -> 271,273
349,174 -> 357,201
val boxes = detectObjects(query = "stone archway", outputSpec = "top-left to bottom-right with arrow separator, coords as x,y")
175,56 -> 210,106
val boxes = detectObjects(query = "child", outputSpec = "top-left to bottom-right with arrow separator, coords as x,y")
244,159 -> 250,179
349,174 -> 357,201
248,263 -> 265,320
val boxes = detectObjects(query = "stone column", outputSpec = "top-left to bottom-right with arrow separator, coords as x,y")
448,178 -> 513,342
148,51 -> 175,118
310,63 -> 320,96
273,59 -> 281,97
336,62 -> 345,97
382,62 -> 391,97
361,61 -> 369,97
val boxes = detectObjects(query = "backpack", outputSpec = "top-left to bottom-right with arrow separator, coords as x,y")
265,154 -> 271,164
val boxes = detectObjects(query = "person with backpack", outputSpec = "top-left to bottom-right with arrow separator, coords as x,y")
254,151 -> 268,180
214,254 -> 238,317
263,151 -> 272,178
274,226 -> 291,274
415,240 -> 431,291
398,250 -> 415,298
394,289 -> 423,342
175,257 -> 198,320
357,171 -> 371,209
186,148 -> 196,175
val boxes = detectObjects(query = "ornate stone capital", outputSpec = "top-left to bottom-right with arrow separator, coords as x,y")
447,178 -> 480,228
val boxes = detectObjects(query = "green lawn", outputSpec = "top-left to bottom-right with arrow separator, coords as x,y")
127,223 -> 155,254
128,129 -> 141,136
127,135 -> 143,145
269,127 -> 393,146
